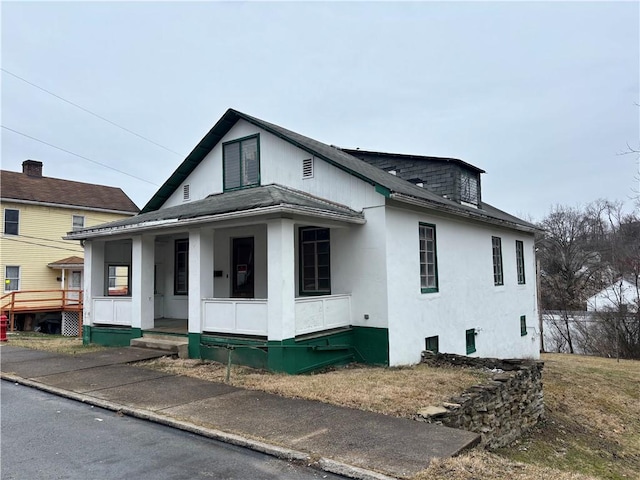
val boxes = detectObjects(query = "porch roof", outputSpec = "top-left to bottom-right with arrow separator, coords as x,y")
47,255 -> 84,269
65,184 -> 365,239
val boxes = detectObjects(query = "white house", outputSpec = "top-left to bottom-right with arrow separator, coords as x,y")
587,276 -> 639,313
66,109 -> 540,373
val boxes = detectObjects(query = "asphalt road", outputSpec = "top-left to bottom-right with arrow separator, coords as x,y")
1,381 -> 344,480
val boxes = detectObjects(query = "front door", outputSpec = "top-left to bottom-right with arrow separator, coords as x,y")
232,237 -> 254,298
68,270 -> 82,303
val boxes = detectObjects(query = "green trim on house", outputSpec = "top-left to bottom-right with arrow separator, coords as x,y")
190,327 -> 389,374
83,325 -> 142,347
374,184 -> 391,197
188,333 -> 202,358
352,326 -> 389,365
199,334 -> 269,370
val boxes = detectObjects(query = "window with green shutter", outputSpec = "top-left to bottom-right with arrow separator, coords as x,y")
520,315 -> 527,336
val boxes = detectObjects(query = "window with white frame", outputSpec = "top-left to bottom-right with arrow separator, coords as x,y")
492,236 -> 503,286
4,266 -> 19,291
419,223 -> 438,293
299,227 -> 330,294
107,265 -> 130,296
223,135 -> 260,191
516,240 -> 526,284
72,215 -> 85,231
4,209 -> 19,235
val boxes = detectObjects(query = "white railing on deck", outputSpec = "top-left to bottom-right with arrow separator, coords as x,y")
93,297 -> 132,326
202,298 -> 268,336
294,294 -> 351,336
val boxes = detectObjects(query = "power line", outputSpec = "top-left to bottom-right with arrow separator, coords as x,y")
2,235 -> 84,253
15,234 -> 85,247
1,125 -> 159,186
1,68 -> 184,157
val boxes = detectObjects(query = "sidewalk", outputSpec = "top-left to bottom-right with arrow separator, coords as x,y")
0,345 -> 480,480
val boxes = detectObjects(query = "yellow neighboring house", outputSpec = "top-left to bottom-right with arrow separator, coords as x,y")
1,160 -> 139,334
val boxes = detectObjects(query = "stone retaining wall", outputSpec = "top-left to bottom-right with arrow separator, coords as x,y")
416,352 -> 544,448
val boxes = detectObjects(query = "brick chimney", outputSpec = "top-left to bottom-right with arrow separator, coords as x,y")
22,160 -> 43,177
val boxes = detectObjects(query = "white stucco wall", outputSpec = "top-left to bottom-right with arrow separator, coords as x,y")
385,206 -> 539,365
162,120 -> 383,212
331,206 -> 389,329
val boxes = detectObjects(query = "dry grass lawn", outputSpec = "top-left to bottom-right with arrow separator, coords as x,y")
4,332 -> 106,355
6,334 -> 638,480
139,357 -> 488,417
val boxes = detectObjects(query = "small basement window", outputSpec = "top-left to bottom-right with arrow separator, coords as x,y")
466,328 -> 476,354
425,336 -> 439,353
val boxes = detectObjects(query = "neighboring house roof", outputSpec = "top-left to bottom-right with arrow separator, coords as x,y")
67,184 -> 365,239
339,148 -> 486,174
47,256 -> 84,269
140,109 -> 536,233
1,169 -> 139,214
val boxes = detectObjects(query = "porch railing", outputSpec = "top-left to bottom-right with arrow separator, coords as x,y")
294,294 -> 351,336
202,299 -> 268,336
1,289 -> 83,333
93,297 -> 132,326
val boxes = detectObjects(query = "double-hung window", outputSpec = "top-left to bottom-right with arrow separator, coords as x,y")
223,135 -> 260,191
515,240 -> 526,284
492,236 -> 503,286
72,215 -> 85,231
174,239 -> 189,295
4,209 -> 19,235
419,223 -> 438,293
300,227 -> 330,295
5,266 -> 19,291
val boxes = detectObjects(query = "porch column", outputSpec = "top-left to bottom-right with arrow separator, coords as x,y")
188,228 -> 214,334
83,240 -> 104,328
131,235 -> 155,330
267,219 -> 296,341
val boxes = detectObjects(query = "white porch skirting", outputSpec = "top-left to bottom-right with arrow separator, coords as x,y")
294,294 -> 351,336
93,297 -> 132,326
202,299 -> 268,336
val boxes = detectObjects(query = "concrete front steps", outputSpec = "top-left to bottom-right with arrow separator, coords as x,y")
130,334 -> 189,359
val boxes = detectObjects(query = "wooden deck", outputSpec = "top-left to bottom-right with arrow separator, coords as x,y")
1,289 -> 83,334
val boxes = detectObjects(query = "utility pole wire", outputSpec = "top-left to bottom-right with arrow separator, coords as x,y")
1,125 -> 159,186
1,68 -> 184,157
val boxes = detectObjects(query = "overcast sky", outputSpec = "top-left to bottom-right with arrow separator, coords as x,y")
2,1 -> 638,221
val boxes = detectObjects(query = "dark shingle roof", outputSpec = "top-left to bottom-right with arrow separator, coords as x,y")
1,170 -> 139,213
68,184 -> 363,238
140,108 -> 535,231
340,148 -> 486,174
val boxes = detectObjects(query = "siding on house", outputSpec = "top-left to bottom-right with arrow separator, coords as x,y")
1,201 -> 136,292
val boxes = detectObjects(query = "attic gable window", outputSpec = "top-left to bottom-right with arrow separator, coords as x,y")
223,134 -> 260,191
460,170 -> 479,206
302,158 -> 314,178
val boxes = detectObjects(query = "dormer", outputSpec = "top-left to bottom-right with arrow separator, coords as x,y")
341,149 -> 484,207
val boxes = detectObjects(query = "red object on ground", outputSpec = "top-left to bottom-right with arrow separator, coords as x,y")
0,314 -> 8,342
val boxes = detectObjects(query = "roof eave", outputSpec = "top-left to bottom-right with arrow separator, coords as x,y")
65,204 -> 365,240
390,193 -> 538,234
